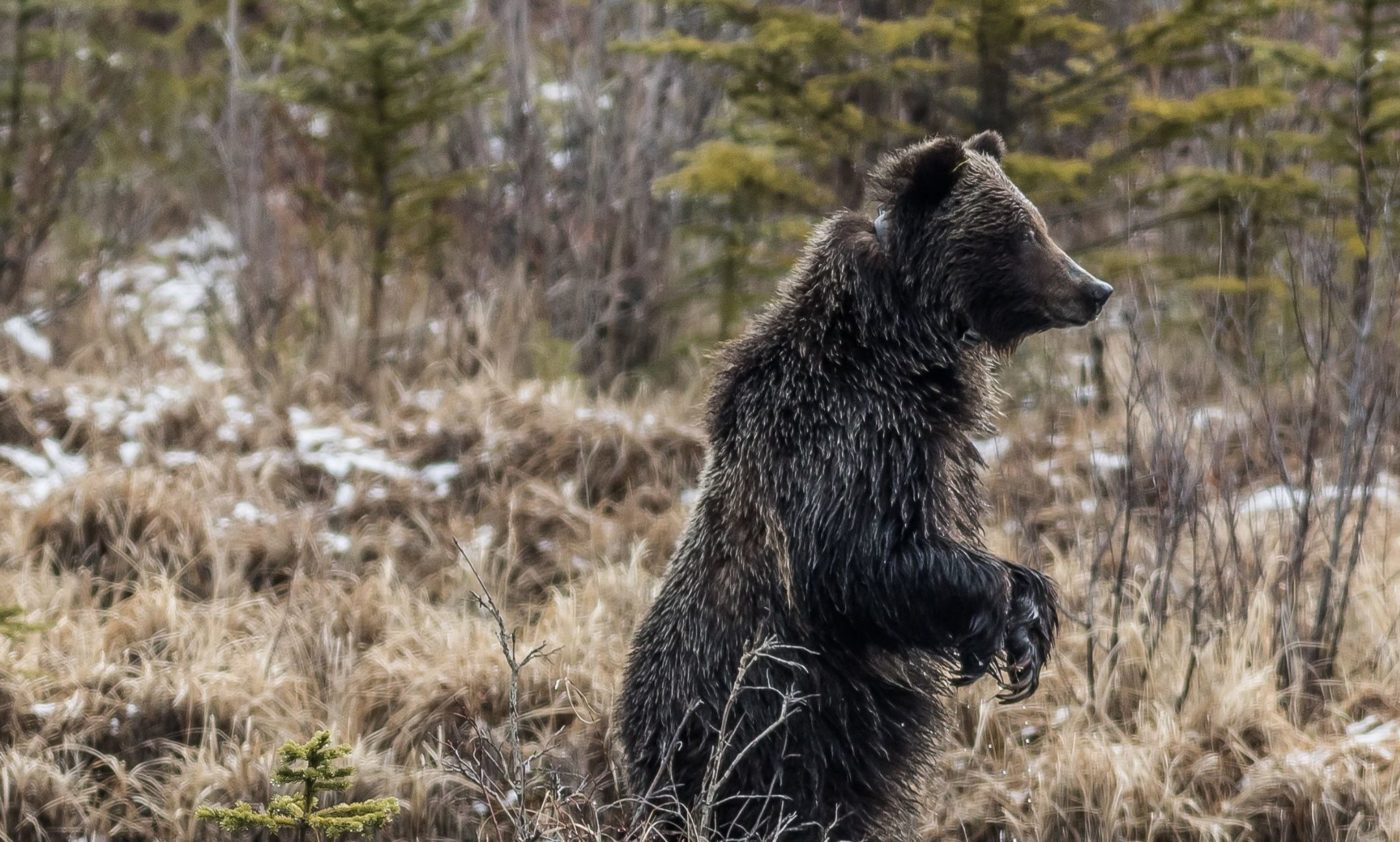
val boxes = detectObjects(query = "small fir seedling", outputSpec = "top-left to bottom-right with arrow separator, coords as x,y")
197,731 -> 400,840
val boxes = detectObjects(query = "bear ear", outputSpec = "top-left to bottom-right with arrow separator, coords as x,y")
964,130 -> 1005,161
867,137 -> 967,210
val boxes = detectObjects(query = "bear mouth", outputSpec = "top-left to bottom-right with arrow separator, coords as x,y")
961,327 -> 986,346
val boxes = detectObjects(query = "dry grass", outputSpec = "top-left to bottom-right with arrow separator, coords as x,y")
0,259 -> 1398,842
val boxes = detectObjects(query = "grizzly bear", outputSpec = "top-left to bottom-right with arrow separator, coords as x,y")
616,131 -> 1112,841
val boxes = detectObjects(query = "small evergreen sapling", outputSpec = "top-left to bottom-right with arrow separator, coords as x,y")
197,731 -> 400,840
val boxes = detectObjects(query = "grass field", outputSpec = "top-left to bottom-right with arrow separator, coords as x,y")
1,225 -> 1398,841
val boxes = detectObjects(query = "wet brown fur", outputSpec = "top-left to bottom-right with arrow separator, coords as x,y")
617,132 -> 1103,840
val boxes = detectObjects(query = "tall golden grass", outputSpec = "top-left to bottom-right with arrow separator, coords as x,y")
0,267 -> 1397,841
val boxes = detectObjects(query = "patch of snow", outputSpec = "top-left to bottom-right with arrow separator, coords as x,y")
42,439 -> 87,480
29,692 -> 83,719
160,450 -> 200,467
1190,405 -> 1229,430
1238,481 -> 1400,517
320,531 -> 352,554
572,403 -> 656,434
0,444 -> 52,477
412,389 -> 444,411
1033,458 -> 1065,488
1089,451 -> 1129,475
1345,715 -> 1399,759
471,525 -> 495,556
1238,485 -> 1307,516
421,462 -> 461,497
232,501 -> 270,523
287,406 -> 415,482
539,81 -> 574,103
98,218 -> 241,379
118,441 -> 144,466
3,316 -> 52,362
0,439 -> 88,506
217,394 -> 255,443
973,435 -> 1010,464
1322,481 -> 1400,509
64,382 -> 198,441
333,482 -> 357,509
288,406 -> 470,501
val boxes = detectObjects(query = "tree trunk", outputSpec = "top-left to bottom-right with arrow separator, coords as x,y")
0,0 -> 30,308
1349,0 -> 1377,328
365,50 -> 395,376
974,0 -> 1022,135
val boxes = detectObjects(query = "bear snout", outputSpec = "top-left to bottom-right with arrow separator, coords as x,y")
1064,255 -> 1113,324
1082,277 -> 1114,316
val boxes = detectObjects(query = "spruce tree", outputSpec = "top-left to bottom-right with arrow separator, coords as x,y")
629,0 -> 1207,339
197,731 -> 399,840
270,0 -> 487,373
656,141 -> 832,340
1115,0 -> 1308,355
1296,0 -> 1400,323
624,1 -> 895,338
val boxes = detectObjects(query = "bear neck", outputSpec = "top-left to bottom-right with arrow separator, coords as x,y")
775,212 -> 996,429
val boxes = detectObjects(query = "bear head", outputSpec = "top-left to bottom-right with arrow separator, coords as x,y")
868,131 -> 1113,349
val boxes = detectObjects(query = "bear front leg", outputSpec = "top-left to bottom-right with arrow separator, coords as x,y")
939,550 -> 1012,687
879,540 -> 1057,699
859,537 -> 1015,683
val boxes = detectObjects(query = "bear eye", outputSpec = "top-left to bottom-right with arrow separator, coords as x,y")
1021,229 -> 1037,245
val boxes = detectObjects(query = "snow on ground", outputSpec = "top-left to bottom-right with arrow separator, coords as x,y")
5,219 -> 1397,564
0,221 -> 245,507
973,435 -> 1010,464
1088,450 -> 1129,476
1240,715 -> 1400,787
0,438 -> 89,507
98,218 -> 241,381
3,315 -> 53,362
64,382 -> 196,440
289,406 -> 418,482
287,406 -> 462,499
1238,479 -> 1400,517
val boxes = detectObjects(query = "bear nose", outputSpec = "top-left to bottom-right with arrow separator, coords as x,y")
1065,254 -> 1113,312
1087,279 -> 1114,307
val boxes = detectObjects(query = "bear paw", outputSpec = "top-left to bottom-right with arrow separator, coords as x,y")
950,594 -> 1008,687
997,566 -> 1059,703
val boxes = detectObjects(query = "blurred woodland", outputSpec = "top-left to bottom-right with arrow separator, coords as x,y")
2,0 -> 1400,840
0,0 -> 1393,382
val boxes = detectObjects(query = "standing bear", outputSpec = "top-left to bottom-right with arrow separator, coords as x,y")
617,132 -> 1112,841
